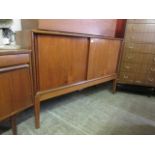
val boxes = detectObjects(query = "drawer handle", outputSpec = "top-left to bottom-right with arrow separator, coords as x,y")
125,66 -> 130,69
148,78 -> 153,82
127,56 -> 133,59
135,80 -> 141,83
128,46 -> 134,49
153,57 -> 155,62
123,75 -> 128,79
150,68 -> 155,72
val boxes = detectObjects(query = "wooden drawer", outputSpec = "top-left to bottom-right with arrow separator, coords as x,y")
119,72 -> 135,84
125,31 -> 155,43
128,19 -> 155,24
126,24 -> 155,33
120,62 -> 148,74
122,51 -> 155,64
145,73 -> 155,86
0,54 -> 29,68
122,52 -> 143,63
124,42 -> 155,54
147,54 -> 155,64
133,74 -> 146,85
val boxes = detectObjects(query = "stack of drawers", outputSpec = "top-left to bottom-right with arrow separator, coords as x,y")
119,19 -> 155,87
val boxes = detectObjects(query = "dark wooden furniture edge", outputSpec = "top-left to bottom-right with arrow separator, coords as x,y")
0,49 -> 31,56
32,29 -> 123,40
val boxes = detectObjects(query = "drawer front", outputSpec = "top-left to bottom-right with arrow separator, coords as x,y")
122,50 -> 155,64
147,64 -> 155,74
122,52 -> 143,64
119,72 -> 147,86
145,73 -> 155,86
120,62 -> 148,74
126,24 -> 155,33
124,42 -> 155,54
0,54 -> 29,68
133,74 -> 146,85
128,19 -> 155,24
119,72 -> 135,84
147,54 -> 155,64
125,31 -> 155,43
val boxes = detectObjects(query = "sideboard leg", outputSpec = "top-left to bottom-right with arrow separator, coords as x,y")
34,95 -> 40,129
11,115 -> 17,135
112,79 -> 117,94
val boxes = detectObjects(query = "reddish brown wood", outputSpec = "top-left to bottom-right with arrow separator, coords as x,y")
37,35 -> 89,91
87,38 -> 121,79
0,54 -> 29,68
32,30 -> 122,128
0,50 -> 34,134
115,19 -> 127,38
39,19 -> 117,37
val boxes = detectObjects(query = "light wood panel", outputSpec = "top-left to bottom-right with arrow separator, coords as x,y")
0,54 -> 29,67
32,30 -> 122,128
87,38 -> 121,79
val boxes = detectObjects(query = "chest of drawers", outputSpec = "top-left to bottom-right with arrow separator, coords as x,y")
118,19 -> 155,87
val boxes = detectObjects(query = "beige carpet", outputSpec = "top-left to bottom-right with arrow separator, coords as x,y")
2,84 -> 155,135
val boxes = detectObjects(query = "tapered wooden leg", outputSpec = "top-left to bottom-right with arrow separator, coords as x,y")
112,79 -> 117,94
34,95 -> 40,129
11,116 -> 17,135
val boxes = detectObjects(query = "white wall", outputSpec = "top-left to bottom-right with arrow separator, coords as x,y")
11,19 -> 21,32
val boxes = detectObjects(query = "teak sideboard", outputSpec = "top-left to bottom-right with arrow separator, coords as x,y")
0,49 -> 33,134
32,30 -> 122,128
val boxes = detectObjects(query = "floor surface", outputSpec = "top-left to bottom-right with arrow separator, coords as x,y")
2,84 -> 155,135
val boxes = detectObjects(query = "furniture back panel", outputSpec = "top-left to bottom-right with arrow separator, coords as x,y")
87,38 -> 121,79
38,19 -> 117,37
37,34 -> 89,91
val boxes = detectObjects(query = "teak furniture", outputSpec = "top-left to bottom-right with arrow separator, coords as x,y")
32,30 -> 122,128
118,19 -> 155,87
0,49 -> 33,134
